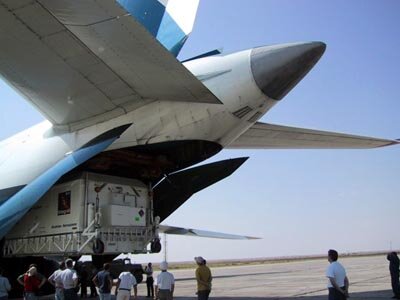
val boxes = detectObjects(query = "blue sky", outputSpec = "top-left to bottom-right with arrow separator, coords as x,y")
1,0 -> 399,263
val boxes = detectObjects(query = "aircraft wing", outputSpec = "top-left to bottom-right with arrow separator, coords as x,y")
0,0 -> 220,131
228,122 -> 399,149
159,225 -> 259,240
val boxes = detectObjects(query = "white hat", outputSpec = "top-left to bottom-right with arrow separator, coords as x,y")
160,261 -> 168,271
194,256 -> 205,264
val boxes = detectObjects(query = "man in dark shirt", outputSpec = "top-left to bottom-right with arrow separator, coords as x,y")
93,263 -> 113,300
387,252 -> 400,299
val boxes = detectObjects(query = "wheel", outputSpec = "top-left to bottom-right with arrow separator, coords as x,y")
150,238 -> 161,253
92,238 -> 105,254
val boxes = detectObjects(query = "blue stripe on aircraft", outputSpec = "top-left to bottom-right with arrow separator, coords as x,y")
0,125 -> 131,239
117,0 -> 187,57
156,12 -> 187,57
117,0 -> 166,37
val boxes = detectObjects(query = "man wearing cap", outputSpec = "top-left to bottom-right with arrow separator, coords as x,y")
115,266 -> 137,300
17,264 -> 46,300
194,257 -> 212,300
155,262 -> 174,300
54,259 -> 78,300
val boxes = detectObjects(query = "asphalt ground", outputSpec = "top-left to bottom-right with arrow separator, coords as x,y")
40,254 -> 394,299
162,255 -> 392,299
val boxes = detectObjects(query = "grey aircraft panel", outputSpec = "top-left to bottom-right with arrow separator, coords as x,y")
228,122 -> 399,149
159,225 -> 259,240
0,1 -> 220,131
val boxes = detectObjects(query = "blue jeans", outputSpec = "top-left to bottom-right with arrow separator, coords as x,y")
99,293 -> 111,300
55,287 -> 64,300
24,292 -> 38,300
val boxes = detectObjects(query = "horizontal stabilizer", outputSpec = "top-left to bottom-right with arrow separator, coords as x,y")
182,49 -> 223,63
154,157 -> 248,222
159,225 -> 259,240
228,122 -> 399,149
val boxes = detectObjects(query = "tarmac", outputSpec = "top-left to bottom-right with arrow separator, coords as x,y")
134,254 -> 393,299
39,254 -> 394,300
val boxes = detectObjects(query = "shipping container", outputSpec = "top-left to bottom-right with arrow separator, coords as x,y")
3,172 -> 158,256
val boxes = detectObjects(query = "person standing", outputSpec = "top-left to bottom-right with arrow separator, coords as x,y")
55,259 -> 78,300
387,252 -> 400,299
48,262 -> 66,300
194,257 -> 212,300
0,267 -> 11,300
155,262 -> 174,300
89,268 -> 98,298
115,267 -> 137,300
326,249 -> 349,300
17,265 -> 46,300
144,263 -> 154,298
79,266 -> 88,299
92,263 -> 112,300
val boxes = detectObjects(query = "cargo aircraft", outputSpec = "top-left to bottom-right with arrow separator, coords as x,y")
0,0 -> 398,295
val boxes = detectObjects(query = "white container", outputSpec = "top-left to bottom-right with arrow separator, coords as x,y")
4,172 -> 154,256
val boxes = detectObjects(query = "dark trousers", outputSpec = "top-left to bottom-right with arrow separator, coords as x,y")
80,282 -> 88,298
391,271 -> 400,296
328,287 -> 346,300
198,290 -> 211,300
64,288 -> 78,300
158,290 -> 172,300
146,277 -> 154,297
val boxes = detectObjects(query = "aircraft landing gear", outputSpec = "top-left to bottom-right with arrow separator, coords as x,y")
150,238 -> 162,253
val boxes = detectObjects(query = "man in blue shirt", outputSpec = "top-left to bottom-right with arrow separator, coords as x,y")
93,263 -> 113,300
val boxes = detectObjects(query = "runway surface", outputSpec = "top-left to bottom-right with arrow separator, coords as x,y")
38,254 -> 393,299
136,255 -> 392,299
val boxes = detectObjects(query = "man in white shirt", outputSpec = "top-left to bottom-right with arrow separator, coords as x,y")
326,249 -> 349,300
48,262 -> 66,300
155,262 -> 174,300
115,268 -> 137,300
54,259 -> 78,300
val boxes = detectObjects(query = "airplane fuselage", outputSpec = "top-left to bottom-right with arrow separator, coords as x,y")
0,48 -> 276,191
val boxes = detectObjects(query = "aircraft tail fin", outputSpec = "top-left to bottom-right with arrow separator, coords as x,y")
117,0 -> 200,56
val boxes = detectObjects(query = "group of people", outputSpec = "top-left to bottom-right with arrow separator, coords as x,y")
143,256 -> 212,300
0,250 -> 398,300
0,256 -> 212,300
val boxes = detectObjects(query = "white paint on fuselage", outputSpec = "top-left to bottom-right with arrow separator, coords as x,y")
0,49 -> 277,189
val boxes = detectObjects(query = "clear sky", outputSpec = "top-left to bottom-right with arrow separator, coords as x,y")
1,0 -> 399,263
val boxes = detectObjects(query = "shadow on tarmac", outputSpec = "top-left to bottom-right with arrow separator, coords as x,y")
37,289 -> 392,300
169,289 -> 393,300
176,271 -> 292,282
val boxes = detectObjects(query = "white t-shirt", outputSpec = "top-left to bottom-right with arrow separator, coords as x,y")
49,269 -> 64,288
155,271 -> 175,290
118,272 -> 137,290
54,268 -> 78,289
326,261 -> 347,288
